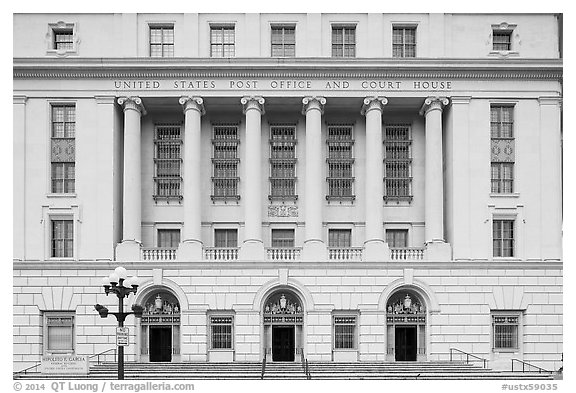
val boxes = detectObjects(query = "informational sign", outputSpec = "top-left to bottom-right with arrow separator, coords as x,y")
116,327 -> 129,346
40,356 -> 89,375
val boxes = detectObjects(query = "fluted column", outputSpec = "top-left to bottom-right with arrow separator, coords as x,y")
239,96 -> 266,261
361,97 -> 390,261
302,96 -> 328,261
116,96 -> 146,261
177,96 -> 205,261
420,96 -> 451,261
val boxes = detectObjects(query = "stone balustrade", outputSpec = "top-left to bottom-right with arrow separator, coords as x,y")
141,247 -> 177,261
328,247 -> 363,261
266,247 -> 302,261
204,247 -> 239,261
390,247 -> 425,261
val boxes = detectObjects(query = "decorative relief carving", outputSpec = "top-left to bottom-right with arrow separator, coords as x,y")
386,293 -> 426,315
143,292 -> 180,315
264,293 -> 302,315
268,205 -> 298,217
491,139 -> 515,162
51,139 -> 75,162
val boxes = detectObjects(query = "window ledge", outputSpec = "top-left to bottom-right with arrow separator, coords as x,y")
493,348 -> 520,353
492,257 -> 522,262
488,51 -> 520,58
208,348 -> 235,352
490,193 -> 520,198
48,257 -> 76,262
47,193 -> 77,198
332,348 -> 358,352
46,49 -> 78,57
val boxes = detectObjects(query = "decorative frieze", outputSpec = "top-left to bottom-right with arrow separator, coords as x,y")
268,205 -> 298,217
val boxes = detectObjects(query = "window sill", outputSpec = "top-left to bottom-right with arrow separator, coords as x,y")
490,193 -> 520,198
48,257 -> 76,262
488,51 -> 519,58
493,348 -> 520,353
492,257 -> 521,262
208,348 -> 234,352
47,193 -> 77,198
333,348 -> 358,352
46,49 -> 78,57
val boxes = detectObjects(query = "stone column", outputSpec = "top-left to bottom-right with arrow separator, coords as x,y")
420,96 -> 451,261
302,96 -> 328,261
13,95 -> 27,261
116,96 -> 146,261
238,96 -> 266,261
361,97 -> 390,261
177,96 -> 205,261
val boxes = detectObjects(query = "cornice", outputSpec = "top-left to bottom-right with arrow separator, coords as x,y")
13,57 -> 563,80
13,260 -> 563,271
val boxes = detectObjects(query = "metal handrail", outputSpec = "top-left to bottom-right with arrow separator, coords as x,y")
13,362 -> 41,376
449,348 -> 488,368
305,359 -> 311,380
88,348 -> 117,365
511,359 -> 552,374
261,355 -> 267,380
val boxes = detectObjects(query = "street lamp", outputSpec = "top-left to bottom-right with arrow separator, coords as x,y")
95,266 -> 144,380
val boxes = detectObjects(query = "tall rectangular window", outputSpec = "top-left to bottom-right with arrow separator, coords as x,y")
327,125 -> 355,200
393,26 -> 416,58
150,26 -> 174,57
214,229 -> 238,248
384,125 -> 412,201
53,30 -> 73,51
328,229 -> 351,248
212,125 -> 240,201
271,229 -> 295,248
45,313 -> 75,353
386,229 -> 408,248
211,26 -> 235,58
334,315 -> 357,349
491,106 -> 515,193
271,25 -> 295,57
492,314 -> 519,350
51,104 -> 75,194
493,31 -> 512,51
210,315 -> 233,349
332,26 -> 355,57
154,125 -> 182,201
493,219 -> 515,257
157,229 -> 180,248
52,220 -> 73,258
269,125 -> 297,200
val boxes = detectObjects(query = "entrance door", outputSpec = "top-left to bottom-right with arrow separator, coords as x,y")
149,326 -> 172,362
272,326 -> 295,361
395,326 -> 417,361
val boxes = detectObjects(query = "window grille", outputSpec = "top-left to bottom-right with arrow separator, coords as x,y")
493,219 -> 515,257
269,125 -> 297,200
327,125 -> 355,200
493,31 -> 512,51
52,220 -> 73,258
46,314 -> 74,352
154,125 -> 182,202
328,229 -> 352,248
386,229 -> 408,248
490,106 -> 515,193
271,26 -> 295,57
214,229 -> 238,248
210,316 -> 233,349
334,316 -> 356,349
492,314 -> 519,349
332,26 -> 356,57
51,105 -> 75,193
212,125 -> 240,201
150,26 -> 174,57
384,125 -> 412,201
157,229 -> 180,248
54,30 -> 73,51
211,26 -> 235,58
271,229 -> 295,248
393,27 -> 416,58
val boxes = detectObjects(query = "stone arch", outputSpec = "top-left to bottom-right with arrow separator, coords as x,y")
378,278 -> 440,314
252,277 -> 314,312
132,278 -> 189,312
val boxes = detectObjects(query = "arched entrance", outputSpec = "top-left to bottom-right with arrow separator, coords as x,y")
139,290 -> 181,362
386,289 -> 427,361
263,291 -> 304,362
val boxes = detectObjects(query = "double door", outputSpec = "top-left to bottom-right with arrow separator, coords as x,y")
272,326 -> 295,362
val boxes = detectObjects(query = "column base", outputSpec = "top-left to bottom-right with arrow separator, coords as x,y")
116,240 -> 141,262
363,240 -> 390,262
302,240 -> 328,262
239,240 -> 265,261
424,241 -> 452,262
176,240 -> 203,261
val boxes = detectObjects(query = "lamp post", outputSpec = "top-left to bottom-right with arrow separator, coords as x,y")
95,266 -> 143,380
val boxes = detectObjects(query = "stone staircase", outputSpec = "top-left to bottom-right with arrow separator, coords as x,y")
15,361 -> 556,380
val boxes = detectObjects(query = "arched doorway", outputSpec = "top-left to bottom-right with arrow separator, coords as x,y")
386,289 -> 427,361
139,290 -> 181,362
263,291 -> 304,362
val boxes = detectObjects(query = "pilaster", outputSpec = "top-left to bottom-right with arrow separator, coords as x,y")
14,95 -> 28,261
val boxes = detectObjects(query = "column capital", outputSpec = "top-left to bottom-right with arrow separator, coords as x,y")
241,96 -> 265,114
302,96 -> 326,115
419,96 -> 449,116
361,96 -> 388,115
179,96 -> 205,115
117,96 -> 147,115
